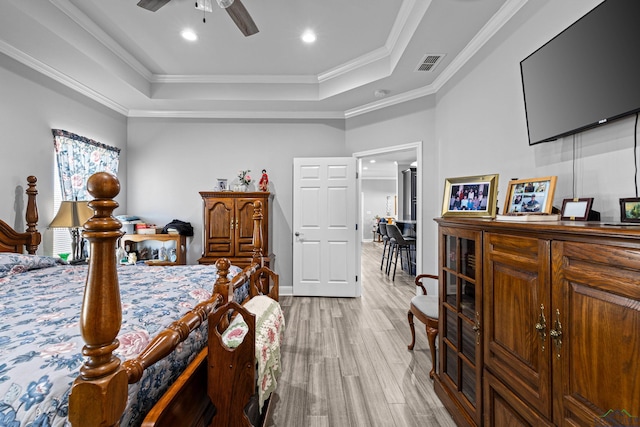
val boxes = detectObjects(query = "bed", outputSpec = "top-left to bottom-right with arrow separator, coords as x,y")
0,173 -> 283,427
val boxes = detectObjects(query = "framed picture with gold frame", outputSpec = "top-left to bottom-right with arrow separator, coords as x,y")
503,176 -> 557,215
441,174 -> 499,218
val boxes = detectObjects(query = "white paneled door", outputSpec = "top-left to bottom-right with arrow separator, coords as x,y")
293,157 -> 359,297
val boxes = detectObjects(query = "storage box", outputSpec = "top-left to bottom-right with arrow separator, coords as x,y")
137,228 -> 157,235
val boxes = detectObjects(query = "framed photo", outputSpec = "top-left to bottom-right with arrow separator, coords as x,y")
441,174 -> 499,218
503,176 -> 557,215
217,178 -> 227,191
619,197 -> 640,223
561,198 -> 593,221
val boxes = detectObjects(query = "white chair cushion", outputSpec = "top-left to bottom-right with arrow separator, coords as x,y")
411,295 -> 439,318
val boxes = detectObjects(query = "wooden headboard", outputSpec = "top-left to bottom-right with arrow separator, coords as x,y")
0,176 -> 41,254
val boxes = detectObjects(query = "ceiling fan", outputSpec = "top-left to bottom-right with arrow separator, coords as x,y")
137,0 -> 259,37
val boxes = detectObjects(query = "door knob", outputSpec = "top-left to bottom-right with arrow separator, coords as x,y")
295,232 -> 300,236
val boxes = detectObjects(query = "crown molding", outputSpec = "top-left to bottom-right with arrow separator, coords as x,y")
0,40 -> 129,116
50,0 -> 153,82
127,109 -> 346,120
346,0 -> 529,118
431,0 -> 529,93
3,0 -> 528,120
151,74 -> 318,84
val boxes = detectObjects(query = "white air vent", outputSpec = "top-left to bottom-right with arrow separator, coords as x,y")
415,54 -> 445,72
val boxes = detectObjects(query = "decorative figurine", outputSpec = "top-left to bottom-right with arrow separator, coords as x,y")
259,169 -> 269,192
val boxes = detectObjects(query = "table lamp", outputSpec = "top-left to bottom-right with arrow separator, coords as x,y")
49,200 -> 93,261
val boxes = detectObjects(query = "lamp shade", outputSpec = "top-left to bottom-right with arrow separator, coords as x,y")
49,201 -> 93,229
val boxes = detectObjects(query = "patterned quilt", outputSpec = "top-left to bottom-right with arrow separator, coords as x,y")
0,253 -> 242,427
221,295 -> 285,412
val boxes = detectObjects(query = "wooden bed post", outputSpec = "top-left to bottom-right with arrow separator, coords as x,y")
69,172 -> 128,427
251,201 -> 264,266
25,176 -> 41,254
214,258 -> 232,304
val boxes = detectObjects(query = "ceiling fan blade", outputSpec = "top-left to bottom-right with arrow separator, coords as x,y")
137,0 -> 172,12
226,0 -> 259,37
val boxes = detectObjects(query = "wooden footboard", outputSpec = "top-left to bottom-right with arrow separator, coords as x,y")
68,172 -> 278,427
209,300 -> 257,427
142,262 -> 280,427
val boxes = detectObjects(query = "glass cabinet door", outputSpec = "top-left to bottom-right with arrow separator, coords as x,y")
438,225 -> 482,426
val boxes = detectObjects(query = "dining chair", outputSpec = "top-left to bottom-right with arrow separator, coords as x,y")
408,273 -> 439,379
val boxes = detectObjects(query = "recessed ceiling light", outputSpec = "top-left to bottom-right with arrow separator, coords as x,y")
301,30 -> 316,44
369,159 -> 376,163
363,166 -> 369,170
181,29 -> 198,41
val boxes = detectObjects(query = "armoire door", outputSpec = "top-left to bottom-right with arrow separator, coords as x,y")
235,197 -> 260,257
204,197 -> 234,257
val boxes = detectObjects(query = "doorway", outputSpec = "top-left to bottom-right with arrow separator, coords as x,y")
354,142 -> 422,279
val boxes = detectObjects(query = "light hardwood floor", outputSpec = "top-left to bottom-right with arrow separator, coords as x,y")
267,241 -> 455,426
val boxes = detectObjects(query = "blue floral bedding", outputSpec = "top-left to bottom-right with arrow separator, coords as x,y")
0,254 -> 243,427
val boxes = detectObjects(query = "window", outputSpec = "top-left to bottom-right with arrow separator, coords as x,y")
52,129 -> 120,255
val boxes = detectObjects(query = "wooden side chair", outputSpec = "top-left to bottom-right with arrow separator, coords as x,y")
407,273 -> 439,378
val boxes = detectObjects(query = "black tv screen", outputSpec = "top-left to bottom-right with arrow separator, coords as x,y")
520,1 -> 640,145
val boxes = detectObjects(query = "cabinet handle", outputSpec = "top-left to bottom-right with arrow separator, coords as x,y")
472,311 -> 481,345
230,220 -> 234,230
236,219 -> 238,228
549,309 -> 563,359
535,304 -> 547,352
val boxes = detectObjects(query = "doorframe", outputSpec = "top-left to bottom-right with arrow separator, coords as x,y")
353,141 -> 423,280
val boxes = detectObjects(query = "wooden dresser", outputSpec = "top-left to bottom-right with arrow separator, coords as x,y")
198,191 -> 272,268
434,217 -> 640,427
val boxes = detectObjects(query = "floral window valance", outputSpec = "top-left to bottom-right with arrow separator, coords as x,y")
52,129 -> 120,201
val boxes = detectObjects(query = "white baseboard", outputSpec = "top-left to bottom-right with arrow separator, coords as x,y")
279,285 -> 293,296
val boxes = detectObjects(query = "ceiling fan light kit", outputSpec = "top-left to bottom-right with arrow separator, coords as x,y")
194,0 -> 213,13
216,0 -> 235,9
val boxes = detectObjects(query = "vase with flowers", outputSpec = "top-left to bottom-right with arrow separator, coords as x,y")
236,169 -> 252,192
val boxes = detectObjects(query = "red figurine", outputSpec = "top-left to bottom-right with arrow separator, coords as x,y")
259,169 -> 269,192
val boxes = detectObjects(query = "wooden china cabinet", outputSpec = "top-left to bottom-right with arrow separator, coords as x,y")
435,217 -> 640,427
198,191 -> 272,268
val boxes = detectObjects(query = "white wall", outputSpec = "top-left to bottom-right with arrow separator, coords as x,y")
435,0 -> 628,222
127,117 -> 348,290
361,178 -> 396,241
0,53 -> 127,254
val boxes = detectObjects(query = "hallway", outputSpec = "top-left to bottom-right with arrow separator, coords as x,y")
268,242 -> 454,426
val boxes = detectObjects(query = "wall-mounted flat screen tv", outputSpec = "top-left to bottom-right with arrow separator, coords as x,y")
520,1 -> 640,146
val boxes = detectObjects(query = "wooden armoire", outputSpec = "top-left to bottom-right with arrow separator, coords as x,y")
198,191 -> 272,268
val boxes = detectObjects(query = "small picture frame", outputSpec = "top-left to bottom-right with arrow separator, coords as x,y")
503,176 -> 557,215
561,198 -> 593,221
619,197 -> 640,223
441,174 -> 499,218
217,178 -> 228,191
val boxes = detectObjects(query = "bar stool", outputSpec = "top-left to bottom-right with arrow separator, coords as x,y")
386,223 -> 416,280
378,222 -> 393,273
